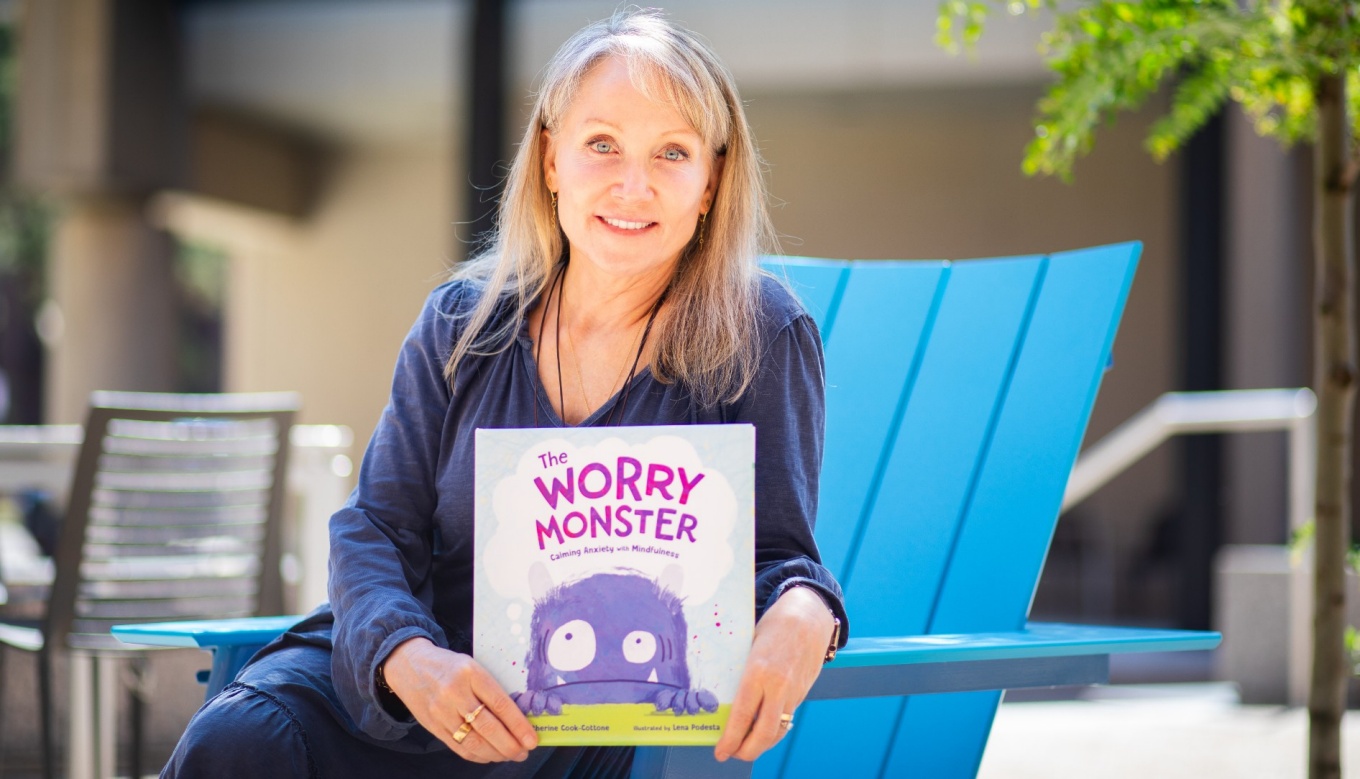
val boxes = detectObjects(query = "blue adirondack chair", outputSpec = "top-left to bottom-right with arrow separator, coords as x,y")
115,241 -> 1220,778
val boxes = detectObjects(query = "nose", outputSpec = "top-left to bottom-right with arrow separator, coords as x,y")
612,158 -> 653,202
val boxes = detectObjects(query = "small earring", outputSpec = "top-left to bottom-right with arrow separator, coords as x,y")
550,191 -> 558,217
697,211 -> 707,250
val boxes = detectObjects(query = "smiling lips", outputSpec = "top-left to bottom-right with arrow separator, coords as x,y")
601,216 -> 655,231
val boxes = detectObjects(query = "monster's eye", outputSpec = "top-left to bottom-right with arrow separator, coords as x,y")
622,630 -> 657,664
547,619 -> 596,672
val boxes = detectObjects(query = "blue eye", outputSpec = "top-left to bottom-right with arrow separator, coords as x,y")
591,140 -> 613,154
662,148 -> 688,161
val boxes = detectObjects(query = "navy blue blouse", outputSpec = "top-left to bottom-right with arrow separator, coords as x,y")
327,274 -> 849,742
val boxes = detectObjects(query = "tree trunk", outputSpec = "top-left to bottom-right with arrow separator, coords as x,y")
1309,70 -> 1356,779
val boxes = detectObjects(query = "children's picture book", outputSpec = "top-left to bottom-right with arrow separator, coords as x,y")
474,424 -> 755,746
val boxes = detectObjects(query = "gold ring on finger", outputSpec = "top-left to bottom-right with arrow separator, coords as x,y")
453,721 -> 474,744
778,713 -> 794,731
464,703 -> 486,724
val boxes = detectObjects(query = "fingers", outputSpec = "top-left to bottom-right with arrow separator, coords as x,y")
714,670 -> 763,761
384,642 -> 537,763
715,590 -> 831,763
445,708 -> 527,764
715,680 -> 789,763
468,667 -> 539,755
731,696 -> 788,762
436,664 -> 536,762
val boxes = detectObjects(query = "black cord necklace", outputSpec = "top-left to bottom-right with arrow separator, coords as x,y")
532,261 -> 666,427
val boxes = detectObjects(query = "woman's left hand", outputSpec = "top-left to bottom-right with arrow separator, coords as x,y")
714,585 -> 835,763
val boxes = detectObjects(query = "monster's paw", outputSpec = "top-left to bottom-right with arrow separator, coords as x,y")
512,689 -> 564,716
654,688 -> 719,715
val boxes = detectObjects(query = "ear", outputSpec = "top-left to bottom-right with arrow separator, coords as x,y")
541,128 -> 558,192
702,153 -> 725,212
658,564 -> 683,595
529,561 -> 555,601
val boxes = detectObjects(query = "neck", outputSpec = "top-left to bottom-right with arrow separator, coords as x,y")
558,256 -> 673,336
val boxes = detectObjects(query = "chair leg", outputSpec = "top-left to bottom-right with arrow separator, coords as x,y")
95,655 -> 116,779
0,645 -> 7,775
128,655 -> 148,779
38,648 -> 55,779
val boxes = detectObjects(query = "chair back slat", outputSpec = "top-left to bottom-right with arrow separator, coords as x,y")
94,469 -> 275,492
75,595 -> 256,620
763,258 -> 850,334
844,256 -> 1045,637
87,507 -> 267,532
80,577 -> 257,600
770,255 -> 1045,777
886,244 -> 1140,779
91,488 -> 272,510
96,453 -> 276,474
46,393 -> 297,652
813,261 -> 947,577
101,434 -> 280,457
932,242 -> 1139,632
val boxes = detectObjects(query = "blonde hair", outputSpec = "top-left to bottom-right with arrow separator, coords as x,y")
444,7 -> 778,407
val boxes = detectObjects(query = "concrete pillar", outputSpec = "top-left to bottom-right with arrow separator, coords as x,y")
1223,107 -> 1308,546
45,197 -> 176,423
16,0 -> 185,422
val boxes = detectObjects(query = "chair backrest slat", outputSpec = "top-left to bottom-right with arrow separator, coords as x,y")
883,244 -> 1140,779
766,258 -> 850,334
88,506 -> 267,530
91,488 -> 271,510
80,577 -> 257,600
844,256 -> 1045,637
931,242 -> 1139,633
813,261 -> 947,577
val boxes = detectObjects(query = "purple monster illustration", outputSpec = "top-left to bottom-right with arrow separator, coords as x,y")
512,565 -> 719,716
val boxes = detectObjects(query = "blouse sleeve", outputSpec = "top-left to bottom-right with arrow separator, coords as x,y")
328,284 -> 459,740
734,304 -> 850,648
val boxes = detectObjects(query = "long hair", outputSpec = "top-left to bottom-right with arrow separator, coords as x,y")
444,7 -> 778,407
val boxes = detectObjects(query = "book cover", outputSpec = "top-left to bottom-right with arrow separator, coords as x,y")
473,424 -> 755,746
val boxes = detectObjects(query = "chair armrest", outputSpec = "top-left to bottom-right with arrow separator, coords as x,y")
828,621 -> 1221,667
810,621 -> 1221,700
113,616 -> 307,699
111,615 -> 307,649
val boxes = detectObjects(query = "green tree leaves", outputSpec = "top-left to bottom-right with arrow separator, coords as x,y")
938,0 -> 1360,179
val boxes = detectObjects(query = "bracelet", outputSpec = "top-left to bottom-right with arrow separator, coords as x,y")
376,660 -> 396,695
374,659 -> 413,720
824,616 -> 842,664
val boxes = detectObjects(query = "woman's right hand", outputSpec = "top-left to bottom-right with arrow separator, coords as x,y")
381,637 -> 539,763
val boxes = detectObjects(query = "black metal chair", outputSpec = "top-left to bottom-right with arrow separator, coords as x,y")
0,391 -> 298,779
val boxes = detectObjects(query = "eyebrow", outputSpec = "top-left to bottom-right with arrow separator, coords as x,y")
581,118 -> 699,139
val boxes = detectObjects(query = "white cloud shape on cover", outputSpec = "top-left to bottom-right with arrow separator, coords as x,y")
483,434 -> 738,605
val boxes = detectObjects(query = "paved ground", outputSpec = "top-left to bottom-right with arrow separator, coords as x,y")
979,684 -> 1360,779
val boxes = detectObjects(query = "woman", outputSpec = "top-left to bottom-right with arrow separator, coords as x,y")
166,9 -> 847,777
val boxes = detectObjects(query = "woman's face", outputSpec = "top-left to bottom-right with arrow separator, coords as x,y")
542,56 -> 720,283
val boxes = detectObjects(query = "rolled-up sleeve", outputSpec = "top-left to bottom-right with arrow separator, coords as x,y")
329,285 -> 458,740
735,307 -> 850,648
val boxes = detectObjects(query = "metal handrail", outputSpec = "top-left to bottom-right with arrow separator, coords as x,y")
1062,388 -> 1317,532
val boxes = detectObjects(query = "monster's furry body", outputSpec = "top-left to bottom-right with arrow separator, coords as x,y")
514,572 -> 718,715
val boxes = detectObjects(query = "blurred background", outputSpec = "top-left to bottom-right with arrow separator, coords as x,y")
0,0 -> 1323,775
